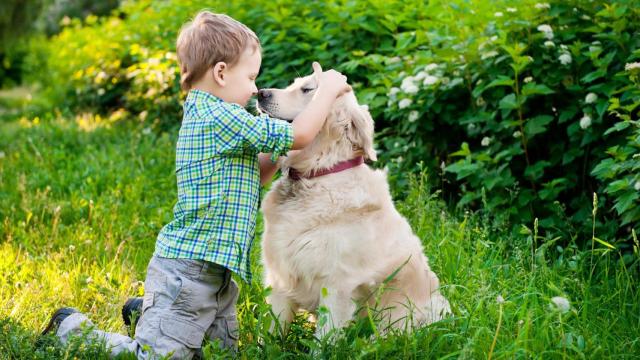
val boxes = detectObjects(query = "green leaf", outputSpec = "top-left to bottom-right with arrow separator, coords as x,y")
524,115 -> 554,137
613,190 -> 639,214
521,83 -> 554,96
581,69 -> 607,83
604,121 -> 631,135
499,93 -> 519,110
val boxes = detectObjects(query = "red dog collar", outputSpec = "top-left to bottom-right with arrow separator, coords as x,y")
288,156 -> 364,181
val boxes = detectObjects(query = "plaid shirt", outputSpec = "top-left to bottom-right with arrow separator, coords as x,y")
155,89 -> 294,282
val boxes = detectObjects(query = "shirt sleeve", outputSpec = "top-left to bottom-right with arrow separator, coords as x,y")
215,103 -> 294,162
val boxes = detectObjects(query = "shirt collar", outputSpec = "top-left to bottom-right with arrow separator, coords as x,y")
186,89 -> 223,104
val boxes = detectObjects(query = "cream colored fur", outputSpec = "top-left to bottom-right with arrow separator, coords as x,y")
257,67 -> 451,337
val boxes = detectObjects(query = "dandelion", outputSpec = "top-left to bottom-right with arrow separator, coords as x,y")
524,76 -> 533,83
537,24 -> 554,39
550,296 -> 570,313
423,75 -> 439,86
408,111 -> 419,122
579,114 -> 592,129
507,7 -> 517,13
424,63 -> 438,72
513,131 -> 522,138
559,53 -> 572,65
544,40 -> 555,48
625,62 -> 640,71
481,137 -> 491,146
535,3 -> 550,9
496,295 -> 505,304
585,93 -> 598,104
635,181 -> 640,191
399,98 -> 412,109
69,245 -> 76,251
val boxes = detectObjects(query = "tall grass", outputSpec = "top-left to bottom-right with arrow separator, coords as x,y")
0,116 -> 638,359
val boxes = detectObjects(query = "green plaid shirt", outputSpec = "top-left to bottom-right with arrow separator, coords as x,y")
155,89 -> 294,282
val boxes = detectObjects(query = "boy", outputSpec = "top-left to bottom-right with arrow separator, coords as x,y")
42,11 -> 350,359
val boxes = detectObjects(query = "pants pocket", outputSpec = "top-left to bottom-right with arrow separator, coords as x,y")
159,316 -> 206,349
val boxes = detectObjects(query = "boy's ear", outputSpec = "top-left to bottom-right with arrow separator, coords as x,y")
212,62 -> 227,86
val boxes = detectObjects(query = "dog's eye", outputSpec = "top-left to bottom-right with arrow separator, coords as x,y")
301,87 -> 315,94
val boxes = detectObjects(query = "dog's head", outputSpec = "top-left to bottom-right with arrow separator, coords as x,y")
257,62 -> 376,161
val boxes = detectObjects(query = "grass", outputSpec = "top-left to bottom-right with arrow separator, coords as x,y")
0,115 -> 639,359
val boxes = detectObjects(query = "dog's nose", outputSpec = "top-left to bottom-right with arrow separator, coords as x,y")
258,89 -> 272,101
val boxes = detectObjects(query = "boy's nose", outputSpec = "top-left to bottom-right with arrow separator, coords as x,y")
257,89 -> 272,101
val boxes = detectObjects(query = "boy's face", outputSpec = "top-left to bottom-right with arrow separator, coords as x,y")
223,46 -> 261,107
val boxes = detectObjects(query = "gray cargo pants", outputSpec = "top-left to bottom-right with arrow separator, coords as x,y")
56,255 -> 240,359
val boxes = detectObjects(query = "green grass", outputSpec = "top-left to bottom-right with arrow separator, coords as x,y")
0,116 -> 638,359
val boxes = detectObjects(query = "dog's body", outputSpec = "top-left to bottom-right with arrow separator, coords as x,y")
258,65 -> 450,336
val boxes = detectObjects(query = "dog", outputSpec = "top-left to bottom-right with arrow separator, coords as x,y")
257,62 -> 451,338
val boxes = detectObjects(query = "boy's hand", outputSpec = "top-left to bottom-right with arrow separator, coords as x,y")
312,62 -> 352,99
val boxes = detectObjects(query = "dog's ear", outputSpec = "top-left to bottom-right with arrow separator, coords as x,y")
346,98 -> 377,161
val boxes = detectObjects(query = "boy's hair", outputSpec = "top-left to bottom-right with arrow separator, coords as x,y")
176,11 -> 260,91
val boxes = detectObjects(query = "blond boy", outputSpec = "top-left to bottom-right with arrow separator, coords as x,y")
42,11 -> 350,359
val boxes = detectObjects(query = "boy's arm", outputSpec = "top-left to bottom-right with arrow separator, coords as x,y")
290,62 -> 351,150
259,150 -> 301,185
258,153 -> 278,185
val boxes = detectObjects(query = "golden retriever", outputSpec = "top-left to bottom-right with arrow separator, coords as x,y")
257,63 -> 450,337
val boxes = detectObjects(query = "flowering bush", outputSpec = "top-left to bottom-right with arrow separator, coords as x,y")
24,0 -> 640,244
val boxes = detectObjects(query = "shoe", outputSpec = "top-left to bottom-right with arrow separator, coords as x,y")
122,297 -> 144,327
41,307 -> 79,336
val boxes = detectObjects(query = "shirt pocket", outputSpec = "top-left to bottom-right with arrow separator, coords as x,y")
177,157 -> 226,217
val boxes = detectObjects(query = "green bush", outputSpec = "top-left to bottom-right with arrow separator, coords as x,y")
23,0 -> 640,245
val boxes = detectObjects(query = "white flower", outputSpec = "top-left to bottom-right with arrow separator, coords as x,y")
467,123 -> 477,131
86,276 -> 93,284
497,295 -> 505,304
550,296 -> 570,313
524,76 -> 533,83
142,127 -> 152,135
580,114 -> 592,129
398,98 -> 412,109
441,161 -> 446,171
397,156 -> 404,163
535,3 -> 550,9
481,51 -> 499,60
408,111 -> 419,122
388,87 -> 400,99
495,12 -> 504,17
585,93 -> 598,104
481,137 -> 491,146
423,75 -> 439,86
513,131 -> 522,138
68,245 -> 76,251
401,76 -> 416,91
544,40 -> 555,48
97,88 -> 106,96
0,151 -> 5,159
625,62 -> 640,71
537,24 -> 554,39
425,63 -> 439,72
635,181 -> 640,191
559,53 -> 572,65
507,7 -> 517,13
414,71 -> 428,81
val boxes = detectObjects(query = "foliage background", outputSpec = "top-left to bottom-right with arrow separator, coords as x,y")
1,0 -> 639,358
